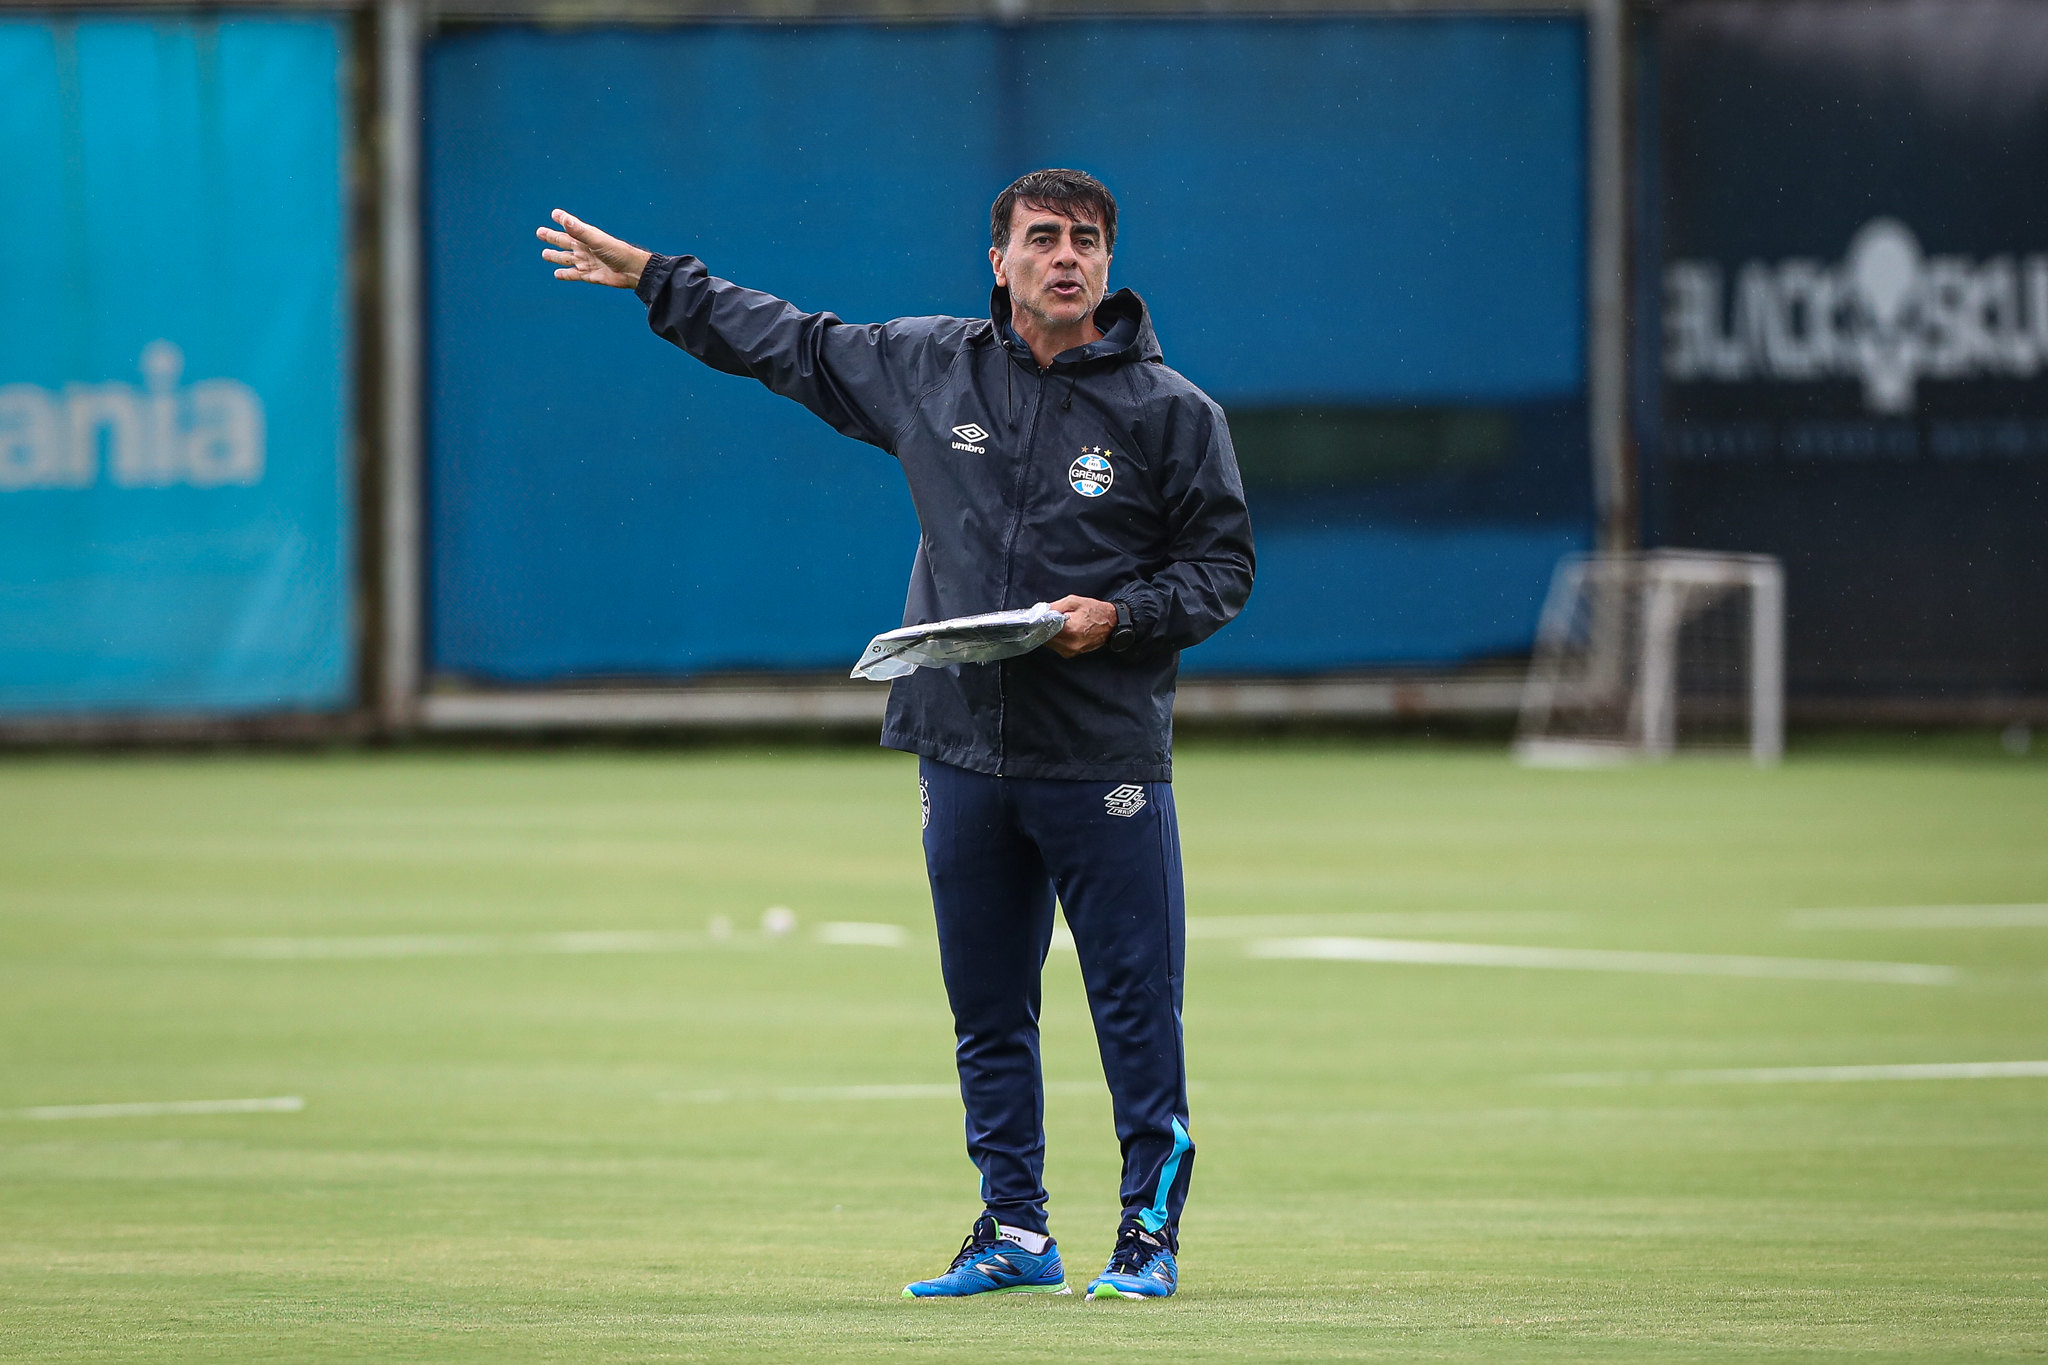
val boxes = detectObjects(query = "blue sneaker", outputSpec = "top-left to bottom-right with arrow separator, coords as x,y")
1085,1218 -> 1177,1299
902,1213 -> 1070,1298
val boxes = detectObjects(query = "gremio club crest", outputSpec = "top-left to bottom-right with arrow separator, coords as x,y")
1069,447 -> 1114,497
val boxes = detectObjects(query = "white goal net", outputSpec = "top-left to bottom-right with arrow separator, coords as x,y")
1514,551 -> 1785,766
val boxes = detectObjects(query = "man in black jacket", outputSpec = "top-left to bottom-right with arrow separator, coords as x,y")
538,169 -> 1253,1300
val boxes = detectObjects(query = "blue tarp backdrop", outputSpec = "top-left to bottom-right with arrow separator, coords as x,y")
0,15 -> 353,715
427,18 -> 1590,681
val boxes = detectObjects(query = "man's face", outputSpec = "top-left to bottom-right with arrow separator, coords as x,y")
991,201 -> 1111,331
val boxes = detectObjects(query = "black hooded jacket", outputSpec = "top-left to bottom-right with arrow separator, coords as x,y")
635,253 -> 1255,781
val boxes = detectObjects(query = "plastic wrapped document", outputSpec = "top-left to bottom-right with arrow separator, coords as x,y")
850,604 -> 1068,681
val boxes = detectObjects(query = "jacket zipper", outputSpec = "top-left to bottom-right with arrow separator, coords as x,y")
994,361 -> 1048,777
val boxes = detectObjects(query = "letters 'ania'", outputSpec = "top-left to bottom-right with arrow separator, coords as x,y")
0,341 -> 266,491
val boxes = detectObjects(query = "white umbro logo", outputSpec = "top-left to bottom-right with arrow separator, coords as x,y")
950,423 -> 989,454
1104,784 -> 1146,818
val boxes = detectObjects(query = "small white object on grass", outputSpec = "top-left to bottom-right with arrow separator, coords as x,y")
761,906 -> 798,938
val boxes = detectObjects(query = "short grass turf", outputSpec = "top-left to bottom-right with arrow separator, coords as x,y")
1,736 -> 2045,1362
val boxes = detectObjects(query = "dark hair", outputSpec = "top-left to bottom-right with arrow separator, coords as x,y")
990,168 -> 1118,254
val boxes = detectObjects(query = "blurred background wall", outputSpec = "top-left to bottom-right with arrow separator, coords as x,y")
0,0 -> 2042,733
424,17 -> 1589,683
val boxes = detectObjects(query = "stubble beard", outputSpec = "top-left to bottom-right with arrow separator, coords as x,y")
1015,285 -> 1099,334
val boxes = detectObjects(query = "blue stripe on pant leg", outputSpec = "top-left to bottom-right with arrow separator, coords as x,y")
1138,1117 -> 1192,1234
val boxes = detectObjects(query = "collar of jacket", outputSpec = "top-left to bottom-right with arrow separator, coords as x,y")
989,285 -> 1163,371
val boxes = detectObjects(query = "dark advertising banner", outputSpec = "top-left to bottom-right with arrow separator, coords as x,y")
1650,0 -> 2048,698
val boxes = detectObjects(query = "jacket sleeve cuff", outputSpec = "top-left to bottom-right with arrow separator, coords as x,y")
633,252 -> 684,305
1113,587 -> 1166,649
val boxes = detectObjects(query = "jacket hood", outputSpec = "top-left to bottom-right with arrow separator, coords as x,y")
990,285 -> 1163,367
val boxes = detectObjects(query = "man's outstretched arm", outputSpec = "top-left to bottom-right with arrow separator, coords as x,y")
535,208 -> 956,453
537,209 -> 650,289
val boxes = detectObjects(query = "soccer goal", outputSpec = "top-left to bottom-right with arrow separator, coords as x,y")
1514,551 -> 1785,766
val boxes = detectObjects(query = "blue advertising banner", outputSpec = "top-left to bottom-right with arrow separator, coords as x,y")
426,18 -> 1587,682
0,16 -> 352,715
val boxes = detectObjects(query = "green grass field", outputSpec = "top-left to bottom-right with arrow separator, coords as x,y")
2,737 -> 2045,1361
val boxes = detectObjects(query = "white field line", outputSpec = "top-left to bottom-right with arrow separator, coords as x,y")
814,922 -> 908,948
1187,911 -> 1578,939
212,932 -> 702,958
220,916 -> 1576,959
209,926 -> 914,958
16,1096 -> 305,1120
667,1081 -> 1108,1104
1537,1061 -> 2048,1087
1050,913 -> 1574,954
1788,904 -> 2048,930
1247,937 -> 1960,985
779,1083 -> 958,1101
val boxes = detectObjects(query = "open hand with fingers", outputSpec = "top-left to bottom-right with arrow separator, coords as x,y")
536,209 -> 652,289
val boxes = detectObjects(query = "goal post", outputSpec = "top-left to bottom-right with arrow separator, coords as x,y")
1515,551 -> 1785,766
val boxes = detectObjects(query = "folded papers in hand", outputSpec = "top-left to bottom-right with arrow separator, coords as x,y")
850,604 -> 1068,681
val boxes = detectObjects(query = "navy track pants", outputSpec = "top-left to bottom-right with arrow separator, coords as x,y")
919,756 -> 1194,1239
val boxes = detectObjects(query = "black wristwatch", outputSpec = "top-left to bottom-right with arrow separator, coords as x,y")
1108,599 -> 1138,653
